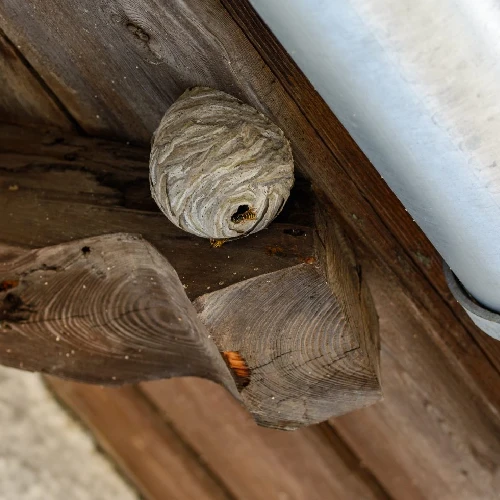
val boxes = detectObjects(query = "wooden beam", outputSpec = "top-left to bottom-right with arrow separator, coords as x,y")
195,212 -> 380,428
332,251 -> 500,499
0,123 -> 314,301
46,379 -> 233,500
219,0 -> 500,395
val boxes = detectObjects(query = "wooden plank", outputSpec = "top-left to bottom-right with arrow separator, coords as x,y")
4,126 -> 500,497
47,379 -> 232,500
141,378 -> 389,500
0,124 -> 315,301
332,252 -> 500,499
0,31 -> 71,128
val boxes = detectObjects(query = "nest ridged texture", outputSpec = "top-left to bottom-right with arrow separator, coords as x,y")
149,87 -> 294,240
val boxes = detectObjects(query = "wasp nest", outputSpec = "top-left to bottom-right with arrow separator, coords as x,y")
149,87 -> 294,240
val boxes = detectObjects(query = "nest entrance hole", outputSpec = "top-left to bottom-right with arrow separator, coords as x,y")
231,205 -> 251,223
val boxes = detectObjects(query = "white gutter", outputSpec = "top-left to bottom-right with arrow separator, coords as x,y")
250,0 -> 500,337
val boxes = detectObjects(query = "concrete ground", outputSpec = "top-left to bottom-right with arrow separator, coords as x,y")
0,366 -> 138,500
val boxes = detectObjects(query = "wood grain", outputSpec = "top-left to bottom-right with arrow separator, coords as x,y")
0,124 -> 381,429
47,379 -> 232,500
220,0 -> 500,406
3,0 -> 500,495
0,123 -> 315,301
0,233 -> 237,396
194,209 -> 381,428
0,31 -> 71,128
142,378 -> 389,500
332,251 -> 500,499
1,0 -> 496,413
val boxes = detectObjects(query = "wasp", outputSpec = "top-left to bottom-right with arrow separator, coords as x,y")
222,350 -> 251,388
210,238 -> 226,248
231,207 -> 257,224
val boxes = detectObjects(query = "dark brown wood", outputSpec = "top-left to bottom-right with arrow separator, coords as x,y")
0,123 -> 315,301
46,379 -> 233,500
0,233 -> 238,395
141,378 -> 389,500
331,250 -> 500,499
0,31 -> 71,129
0,0 -> 454,324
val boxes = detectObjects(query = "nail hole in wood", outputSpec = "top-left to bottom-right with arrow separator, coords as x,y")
126,22 -> 150,42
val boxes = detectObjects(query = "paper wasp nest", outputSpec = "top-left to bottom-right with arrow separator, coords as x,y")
149,87 -> 294,240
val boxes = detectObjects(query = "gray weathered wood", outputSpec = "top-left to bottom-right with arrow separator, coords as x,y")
194,209 -> 380,429
195,263 -> 380,429
0,233 -> 238,396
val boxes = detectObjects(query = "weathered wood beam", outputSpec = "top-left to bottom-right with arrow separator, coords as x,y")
0,233 -> 239,395
196,212 -> 380,428
3,0 -> 497,426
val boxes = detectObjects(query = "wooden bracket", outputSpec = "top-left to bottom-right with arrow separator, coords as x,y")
194,208 -> 381,429
0,233 -> 239,397
0,124 -> 381,429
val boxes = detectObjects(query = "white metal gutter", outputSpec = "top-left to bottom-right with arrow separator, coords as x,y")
250,0 -> 500,338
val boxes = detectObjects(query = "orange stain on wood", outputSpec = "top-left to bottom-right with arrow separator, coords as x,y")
266,246 -> 285,257
1,279 -> 19,292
